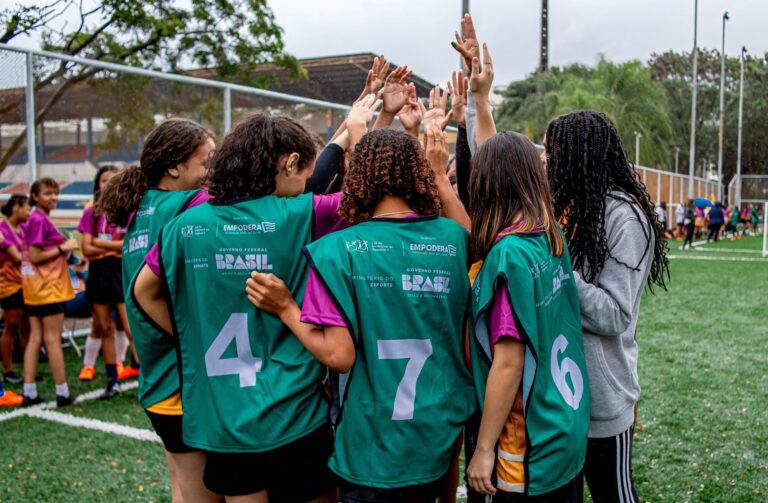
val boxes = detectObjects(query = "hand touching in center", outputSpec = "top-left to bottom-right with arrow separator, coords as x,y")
381,65 -> 413,115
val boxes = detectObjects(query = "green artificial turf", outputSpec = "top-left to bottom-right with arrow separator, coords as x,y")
1,236 -> 766,502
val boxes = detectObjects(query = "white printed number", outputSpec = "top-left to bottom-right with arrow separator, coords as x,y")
205,313 -> 262,387
550,335 -> 584,410
377,339 -> 433,421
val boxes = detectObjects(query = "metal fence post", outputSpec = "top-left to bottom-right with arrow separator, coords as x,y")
223,87 -> 232,133
25,52 -> 37,183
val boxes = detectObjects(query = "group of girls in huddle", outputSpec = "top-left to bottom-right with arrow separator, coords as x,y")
2,13 -> 669,503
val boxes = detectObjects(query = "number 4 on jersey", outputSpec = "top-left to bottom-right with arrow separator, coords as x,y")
205,313 -> 262,387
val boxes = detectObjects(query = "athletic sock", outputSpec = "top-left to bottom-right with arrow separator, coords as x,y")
83,335 -> 102,368
105,363 -> 118,385
55,383 -> 70,398
23,383 -> 38,399
115,331 -> 129,364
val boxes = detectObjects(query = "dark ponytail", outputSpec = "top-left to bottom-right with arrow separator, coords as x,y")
98,118 -> 212,226
1,194 -> 28,217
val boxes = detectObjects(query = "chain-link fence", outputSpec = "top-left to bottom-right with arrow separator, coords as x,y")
1,44 -> 723,223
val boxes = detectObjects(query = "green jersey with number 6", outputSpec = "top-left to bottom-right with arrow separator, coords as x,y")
123,188 -> 201,408
305,216 -> 476,488
470,232 -> 590,496
159,193 -> 328,452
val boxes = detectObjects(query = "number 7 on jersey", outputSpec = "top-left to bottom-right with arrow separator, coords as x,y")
377,339 -> 433,421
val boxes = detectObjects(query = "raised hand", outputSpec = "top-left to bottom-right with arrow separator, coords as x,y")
448,71 -> 468,127
396,83 -> 423,136
452,13 -> 480,75
423,85 -> 454,131
424,122 -> 450,175
381,65 -> 413,115
347,93 -> 383,128
359,54 -> 390,100
469,43 -> 494,99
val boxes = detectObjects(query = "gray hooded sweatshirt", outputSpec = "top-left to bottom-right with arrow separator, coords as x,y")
574,191 -> 655,438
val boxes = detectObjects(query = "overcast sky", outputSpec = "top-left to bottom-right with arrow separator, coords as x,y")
270,0 -> 768,85
6,0 -> 768,87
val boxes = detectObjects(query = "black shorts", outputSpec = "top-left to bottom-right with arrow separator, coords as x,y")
27,302 -> 66,318
145,410 -> 197,454
203,423 -> 337,500
85,256 -> 124,305
489,475 -> 582,503
340,474 -> 446,503
0,290 -> 25,311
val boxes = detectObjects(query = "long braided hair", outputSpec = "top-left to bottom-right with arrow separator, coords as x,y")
544,110 -> 669,292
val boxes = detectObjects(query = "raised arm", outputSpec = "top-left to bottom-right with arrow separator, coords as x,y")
346,94 -> 383,150
425,123 -> 470,231
373,65 -> 412,131
469,43 -> 497,147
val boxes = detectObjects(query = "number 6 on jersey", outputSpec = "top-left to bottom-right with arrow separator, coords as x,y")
205,313 -> 263,387
377,339 -> 433,421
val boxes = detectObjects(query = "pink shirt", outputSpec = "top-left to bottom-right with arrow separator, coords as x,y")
78,206 -> 126,241
23,209 -> 65,250
145,192 -> 346,276
0,219 -> 23,251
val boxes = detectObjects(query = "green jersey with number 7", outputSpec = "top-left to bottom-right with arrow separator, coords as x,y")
158,193 -> 328,452
305,215 -> 476,488
470,231 -> 590,496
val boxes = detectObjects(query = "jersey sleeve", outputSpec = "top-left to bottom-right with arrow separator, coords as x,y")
312,193 -> 349,239
24,215 -> 47,248
77,207 -> 95,235
487,282 -> 522,347
300,268 -> 348,328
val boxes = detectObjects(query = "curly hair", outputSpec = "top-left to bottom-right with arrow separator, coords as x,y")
545,110 -> 669,291
469,131 -> 564,260
206,114 -> 316,203
99,118 -> 212,227
341,129 -> 441,223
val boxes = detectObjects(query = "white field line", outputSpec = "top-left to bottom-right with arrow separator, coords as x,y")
685,246 -> 761,254
0,379 -> 160,442
668,254 -> 768,263
25,408 -> 161,442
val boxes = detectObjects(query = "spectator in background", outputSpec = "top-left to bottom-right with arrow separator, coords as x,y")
707,202 -> 725,243
655,202 -> 669,238
683,199 -> 696,250
675,202 -> 685,241
694,205 -> 706,240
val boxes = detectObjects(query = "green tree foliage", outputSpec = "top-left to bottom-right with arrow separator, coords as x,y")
496,51 -> 768,181
0,0 -> 302,172
496,58 -> 674,167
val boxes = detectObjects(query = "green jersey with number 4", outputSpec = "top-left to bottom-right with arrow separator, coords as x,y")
470,232 -> 590,496
159,193 -> 328,452
123,188 -> 201,408
305,216 -> 476,488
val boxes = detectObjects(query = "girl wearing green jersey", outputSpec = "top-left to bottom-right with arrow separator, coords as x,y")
247,125 -> 475,503
100,118 -> 219,503
131,97 -> 386,503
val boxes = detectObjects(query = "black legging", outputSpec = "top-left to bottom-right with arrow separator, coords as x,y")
707,224 -> 721,242
683,223 -> 695,248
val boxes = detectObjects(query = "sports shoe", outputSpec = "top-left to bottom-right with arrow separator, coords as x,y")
79,367 -> 96,381
56,394 -> 76,408
3,371 -> 23,384
0,390 -> 23,406
118,365 -> 139,381
99,381 -> 121,400
22,395 -> 45,407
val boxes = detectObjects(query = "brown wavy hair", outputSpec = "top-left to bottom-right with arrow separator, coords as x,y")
206,114 -> 316,203
98,118 -> 212,226
341,129 -> 441,223
469,131 -> 564,259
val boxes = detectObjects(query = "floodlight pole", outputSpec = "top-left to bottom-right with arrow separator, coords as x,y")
634,132 -> 642,166
25,52 -> 37,183
223,87 -> 232,133
735,46 -> 746,209
688,0 -> 698,198
717,12 -> 729,202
